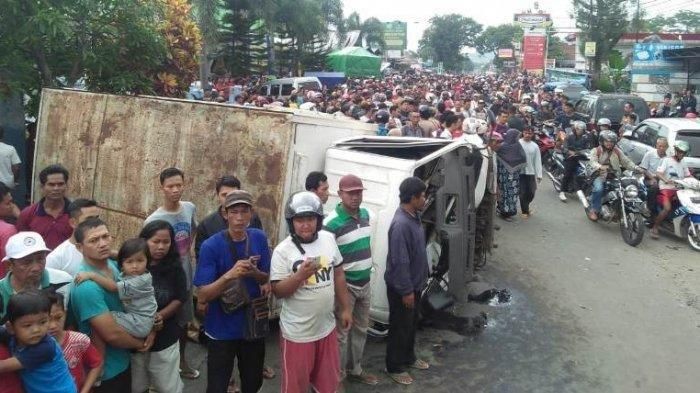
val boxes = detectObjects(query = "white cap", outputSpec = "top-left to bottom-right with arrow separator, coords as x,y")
3,232 -> 51,262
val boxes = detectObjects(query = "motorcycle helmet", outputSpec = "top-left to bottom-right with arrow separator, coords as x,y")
673,140 -> 691,155
285,191 -> 324,243
375,110 -> 390,124
599,130 -> 618,145
597,118 -> 612,127
572,120 -> 587,133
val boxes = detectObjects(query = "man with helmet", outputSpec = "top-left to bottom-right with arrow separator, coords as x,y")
594,118 -> 612,147
651,140 -> 693,238
270,191 -> 352,393
559,121 -> 593,202
587,131 -> 639,221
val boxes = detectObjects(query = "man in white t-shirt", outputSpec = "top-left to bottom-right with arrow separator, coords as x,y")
0,127 -> 21,188
46,198 -> 100,277
271,191 -> 351,393
652,140 -> 693,238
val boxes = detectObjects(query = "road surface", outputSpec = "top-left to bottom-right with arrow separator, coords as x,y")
183,180 -> 700,393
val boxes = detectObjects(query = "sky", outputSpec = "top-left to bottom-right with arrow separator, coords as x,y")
342,0 -> 700,51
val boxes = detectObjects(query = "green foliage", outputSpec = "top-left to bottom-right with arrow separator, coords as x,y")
475,24 -> 523,56
573,0 -> 629,82
0,0 -> 168,114
419,14 -> 482,72
217,0 -> 268,75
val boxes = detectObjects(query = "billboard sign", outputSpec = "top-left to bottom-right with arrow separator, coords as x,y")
522,34 -> 546,71
632,43 -> 684,74
498,48 -> 514,58
514,13 -> 552,28
383,21 -> 408,50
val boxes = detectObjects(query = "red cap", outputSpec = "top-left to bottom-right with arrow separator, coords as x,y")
338,174 -> 365,192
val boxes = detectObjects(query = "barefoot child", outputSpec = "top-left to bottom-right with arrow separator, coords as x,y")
74,238 -> 157,338
0,290 -> 76,393
46,292 -> 102,393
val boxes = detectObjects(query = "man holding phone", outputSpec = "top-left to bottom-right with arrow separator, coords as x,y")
194,190 -> 271,393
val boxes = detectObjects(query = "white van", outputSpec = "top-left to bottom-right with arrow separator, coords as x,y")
260,77 -> 322,98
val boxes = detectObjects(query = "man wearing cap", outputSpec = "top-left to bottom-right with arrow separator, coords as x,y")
0,231 -> 72,319
194,190 -> 271,393
323,175 -> 379,387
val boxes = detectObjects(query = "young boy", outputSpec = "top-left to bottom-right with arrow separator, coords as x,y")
46,292 -> 102,393
0,297 -> 23,393
0,290 -> 76,393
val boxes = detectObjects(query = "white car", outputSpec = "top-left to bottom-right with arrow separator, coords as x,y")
618,118 -> 700,179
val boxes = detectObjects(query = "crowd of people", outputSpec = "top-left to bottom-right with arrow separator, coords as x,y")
0,161 -> 435,393
0,69 -> 697,393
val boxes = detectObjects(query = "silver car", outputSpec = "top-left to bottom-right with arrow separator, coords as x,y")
618,118 -> 700,179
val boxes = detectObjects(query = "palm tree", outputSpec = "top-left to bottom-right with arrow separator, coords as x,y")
191,0 -> 220,84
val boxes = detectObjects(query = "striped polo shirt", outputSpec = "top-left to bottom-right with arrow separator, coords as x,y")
323,204 -> 373,286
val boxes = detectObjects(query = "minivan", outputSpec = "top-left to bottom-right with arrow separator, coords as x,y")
260,77 -> 322,98
574,93 -> 650,131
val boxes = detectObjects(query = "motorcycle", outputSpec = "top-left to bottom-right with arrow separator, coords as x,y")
534,126 -> 556,169
645,178 -> 700,251
577,171 -> 646,247
545,150 -> 591,194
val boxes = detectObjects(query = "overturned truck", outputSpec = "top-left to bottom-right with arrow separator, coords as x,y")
33,88 -> 494,334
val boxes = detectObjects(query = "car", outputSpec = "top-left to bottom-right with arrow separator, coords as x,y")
259,77 -> 322,98
618,118 -> 700,179
574,93 -> 650,131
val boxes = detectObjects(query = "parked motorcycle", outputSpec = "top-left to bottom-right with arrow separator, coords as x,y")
534,127 -> 556,169
577,171 -> 646,246
644,178 -> 700,251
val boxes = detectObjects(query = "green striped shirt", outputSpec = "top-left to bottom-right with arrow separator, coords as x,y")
323,204 -> 373,285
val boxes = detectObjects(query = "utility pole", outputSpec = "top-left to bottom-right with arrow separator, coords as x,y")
635,0 -> 641,43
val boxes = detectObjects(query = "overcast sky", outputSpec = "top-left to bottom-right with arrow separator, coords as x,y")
343,0 -> 700,50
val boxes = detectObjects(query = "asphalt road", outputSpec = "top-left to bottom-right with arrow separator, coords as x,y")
183,180 -> 700,393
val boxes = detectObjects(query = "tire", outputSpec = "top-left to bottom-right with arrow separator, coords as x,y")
550,167 -> 563,192
620,211 -> 645,247
683,220 -> 700,252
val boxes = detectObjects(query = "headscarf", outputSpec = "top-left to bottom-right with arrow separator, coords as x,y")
496,128 -> 527,172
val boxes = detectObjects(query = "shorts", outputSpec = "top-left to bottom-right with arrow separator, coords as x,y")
657,189 -> 678,205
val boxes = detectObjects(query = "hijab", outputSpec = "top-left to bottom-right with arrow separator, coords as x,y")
496,128 -> 527,172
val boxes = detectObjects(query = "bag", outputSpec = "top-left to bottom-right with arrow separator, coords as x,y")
219,231 -> 252,314
244,295 -> 270,340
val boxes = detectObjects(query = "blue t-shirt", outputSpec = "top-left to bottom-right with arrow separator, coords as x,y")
12,335 -> 77,393
193,228 -> 271,340
69,260 -> 129,381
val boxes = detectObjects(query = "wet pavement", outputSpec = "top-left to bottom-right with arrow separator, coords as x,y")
184,180 -> 700,393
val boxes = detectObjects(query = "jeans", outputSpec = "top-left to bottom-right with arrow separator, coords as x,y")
385,286 -> 420,374
590,177 -> 605,213
94,367 -> 131,393
206,338 -> 265,393
560,156 -> 582,193
336,282 -> 371,377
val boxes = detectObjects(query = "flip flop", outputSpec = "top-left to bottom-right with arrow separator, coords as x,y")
386,371 -> 413,385
179,368 -> 200,379
347,371 -> 379,385
410,359 -> 430,370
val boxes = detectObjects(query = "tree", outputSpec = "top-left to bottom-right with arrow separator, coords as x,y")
419,14 -> 482,72
573,0 -> 629,86
1,0 -> 168,114
153,0 -> 202,97
667,11 -> 700,33
340,13 -> 385,51
275,0 -> 328,75
191,0 -> 221,84
475,24 -> 523,56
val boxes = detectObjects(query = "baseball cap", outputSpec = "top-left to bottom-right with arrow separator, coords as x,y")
3,232 -> 51,262
224,190 -> 253,208
338,174 -> 366,192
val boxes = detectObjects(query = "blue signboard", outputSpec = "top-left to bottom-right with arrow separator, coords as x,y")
632,43 -> 684,75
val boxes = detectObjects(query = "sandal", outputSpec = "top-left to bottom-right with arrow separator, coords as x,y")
410,359 -> 430,370
227,380 -> 240,393
650,228 -> 660,239
386,371 -> 413,385
262,366 -> 276,379
347,371 -> 379,385
179,367 -> 200,379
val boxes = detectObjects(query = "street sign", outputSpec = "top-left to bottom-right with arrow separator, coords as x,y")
522,34 -> 546,71
503,61 -> 516,67
514,13 -> 552,29
545,58 -> 556,69
383,21 -> 408,51
436,62 -> 444,75
386,49 -> 403,59
584,42 -> 596,57
498,48 -> 514,58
